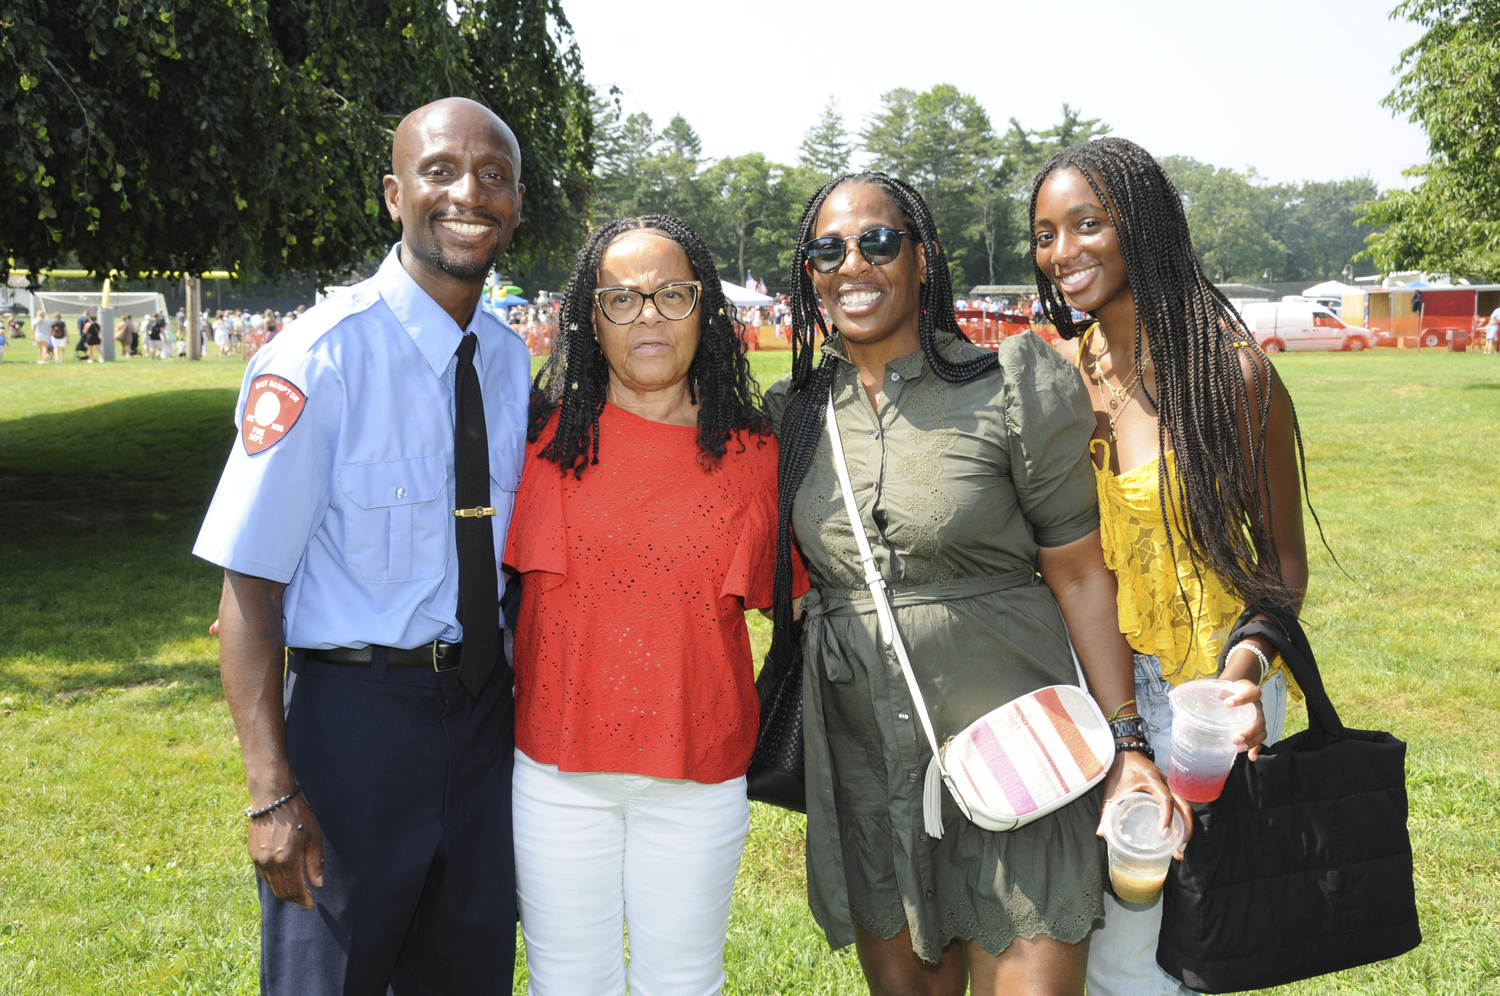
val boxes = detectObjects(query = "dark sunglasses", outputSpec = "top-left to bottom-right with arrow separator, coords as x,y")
801,227 -> 910,273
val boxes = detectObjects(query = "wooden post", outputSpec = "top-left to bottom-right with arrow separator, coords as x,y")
185,276 -> 201,360
99,276 -> 115,362
99,309 -> 115,361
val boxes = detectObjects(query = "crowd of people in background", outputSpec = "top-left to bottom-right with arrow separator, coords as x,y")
2,285 -> 1076,368
6,304 -> 309,364
504,296 -> 561,356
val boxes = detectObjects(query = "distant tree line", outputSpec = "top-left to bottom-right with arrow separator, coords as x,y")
592,87 -> 1382,292
1,0 -> 1393,296
1163,159 -> 1378,285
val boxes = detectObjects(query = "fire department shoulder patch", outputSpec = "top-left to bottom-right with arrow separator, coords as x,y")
241,375 -> 307,454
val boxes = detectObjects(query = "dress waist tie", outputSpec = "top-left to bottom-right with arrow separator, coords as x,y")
800,568 -> 1039,683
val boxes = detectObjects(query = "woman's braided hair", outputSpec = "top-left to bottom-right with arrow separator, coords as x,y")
767,172 -> 995,659
528,214 -> 768,475
1028,136 -> 1318,610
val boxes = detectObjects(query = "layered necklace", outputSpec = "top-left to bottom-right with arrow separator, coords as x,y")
1090,325 -> 1152,442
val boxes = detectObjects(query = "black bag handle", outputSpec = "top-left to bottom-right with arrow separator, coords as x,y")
1219,605 -> 1347,739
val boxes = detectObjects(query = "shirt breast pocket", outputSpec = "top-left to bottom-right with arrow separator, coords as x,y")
489,441 -> 523,494
337,454 -> 448,583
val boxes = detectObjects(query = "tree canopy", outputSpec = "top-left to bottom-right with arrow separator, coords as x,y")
1359,0 -> 1500,277
589,100 -> 821,286
798,98 -> 852,179
1163,158 -> 1378,283
864,85 -> 1006,285
0,0 -> 594,286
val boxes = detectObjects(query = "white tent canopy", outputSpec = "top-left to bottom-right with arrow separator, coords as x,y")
1301,280 -> 1365,298
32,290 -> 168,317
720,280 -> 773,307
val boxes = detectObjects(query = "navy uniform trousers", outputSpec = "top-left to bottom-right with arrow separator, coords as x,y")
262,650 -> 515,996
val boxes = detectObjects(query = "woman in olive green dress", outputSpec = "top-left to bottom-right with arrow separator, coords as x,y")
764,173 -> 1185,996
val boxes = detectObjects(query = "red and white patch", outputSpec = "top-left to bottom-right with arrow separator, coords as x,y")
241,375 -> 307,454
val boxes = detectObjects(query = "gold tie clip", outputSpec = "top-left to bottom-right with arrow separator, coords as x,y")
452,506 -> 498,518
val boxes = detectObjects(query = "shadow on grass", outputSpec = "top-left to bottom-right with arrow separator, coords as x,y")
0,389 -> 237,695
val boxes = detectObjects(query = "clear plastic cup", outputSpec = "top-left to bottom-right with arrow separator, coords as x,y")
1166,678 -> 1258,803
1102,792 -> 1187,904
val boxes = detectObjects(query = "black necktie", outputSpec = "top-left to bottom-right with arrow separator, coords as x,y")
454,332 -> 499,697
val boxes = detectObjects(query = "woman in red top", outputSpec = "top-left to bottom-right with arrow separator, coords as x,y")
505,215 -> 807,996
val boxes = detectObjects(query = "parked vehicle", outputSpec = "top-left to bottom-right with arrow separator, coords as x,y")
1238,302 -> 1372,353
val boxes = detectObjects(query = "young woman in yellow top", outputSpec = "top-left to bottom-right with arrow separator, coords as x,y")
1029,138 -> 1312,996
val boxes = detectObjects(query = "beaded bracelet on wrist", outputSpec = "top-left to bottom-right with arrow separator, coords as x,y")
1114,741 -> 1156,762
1228,641 -> 1272,685
246,784 -> 303,820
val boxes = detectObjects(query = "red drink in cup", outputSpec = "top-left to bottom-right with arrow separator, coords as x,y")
1167,766 -> 1232,804
1166,679 -> 1257,804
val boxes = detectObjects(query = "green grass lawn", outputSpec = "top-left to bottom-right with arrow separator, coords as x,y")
1,346 -> 1497,994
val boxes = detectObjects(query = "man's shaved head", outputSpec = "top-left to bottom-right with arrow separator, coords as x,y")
383,97 -> 525,291
392,97 -> 521,180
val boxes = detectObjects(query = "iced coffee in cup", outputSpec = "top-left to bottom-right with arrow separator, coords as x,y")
1166,678 -> 1258,803
1102,792 -> 1187,904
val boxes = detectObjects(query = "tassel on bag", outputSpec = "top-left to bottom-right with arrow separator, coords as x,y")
924,755 -> 946,838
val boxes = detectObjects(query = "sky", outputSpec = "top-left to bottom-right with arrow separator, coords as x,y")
559,0 -> 1430,191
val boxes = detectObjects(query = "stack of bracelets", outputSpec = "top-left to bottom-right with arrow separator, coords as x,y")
1107,698 -> 1153,762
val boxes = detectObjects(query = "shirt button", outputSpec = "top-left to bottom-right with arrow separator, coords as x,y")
890,372 -> 901,381
872,429 -> 881,438
898,712 -> 910,721
926,889 -> 934,899
908,771 -> 919,781
396,487 -> 407,499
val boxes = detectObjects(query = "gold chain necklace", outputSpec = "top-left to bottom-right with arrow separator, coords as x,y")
1091,327 -> 1150,441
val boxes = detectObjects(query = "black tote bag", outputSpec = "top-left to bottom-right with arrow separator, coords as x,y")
1156,606 -> 1421,992
745,618 -> 806,812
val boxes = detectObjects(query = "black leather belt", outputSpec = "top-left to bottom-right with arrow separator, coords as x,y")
299,641 -> 463,672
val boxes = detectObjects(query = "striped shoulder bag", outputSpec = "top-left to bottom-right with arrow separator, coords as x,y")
824,395 -> 1115,837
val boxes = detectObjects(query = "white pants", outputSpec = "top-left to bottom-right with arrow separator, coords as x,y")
512,750 -> 750,996
1086,655 -> 1288,996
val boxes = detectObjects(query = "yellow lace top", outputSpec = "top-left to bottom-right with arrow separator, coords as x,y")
1078,331 -> 1295,694
1090,439 -> 1241,681
1091,439 -> 1296,699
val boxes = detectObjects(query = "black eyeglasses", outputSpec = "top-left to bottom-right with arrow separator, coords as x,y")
801,227 -> 910,273
593,281 -> 703,325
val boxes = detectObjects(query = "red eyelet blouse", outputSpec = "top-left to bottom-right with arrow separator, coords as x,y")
504,405 -> 809,783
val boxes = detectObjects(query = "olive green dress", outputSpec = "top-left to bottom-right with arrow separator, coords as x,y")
764,330 -> 1107,964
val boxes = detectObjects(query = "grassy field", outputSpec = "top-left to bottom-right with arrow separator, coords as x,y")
1,345 -> 1497,994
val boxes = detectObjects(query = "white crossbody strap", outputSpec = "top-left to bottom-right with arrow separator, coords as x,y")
824,395 -> 948,776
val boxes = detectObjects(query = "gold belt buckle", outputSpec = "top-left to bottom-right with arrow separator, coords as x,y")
452,506 -> 497,518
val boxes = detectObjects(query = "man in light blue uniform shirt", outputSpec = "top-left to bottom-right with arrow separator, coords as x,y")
194,97 -> 530,996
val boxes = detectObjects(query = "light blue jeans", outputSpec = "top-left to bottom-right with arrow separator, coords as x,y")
1085,654 -> 1287,996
